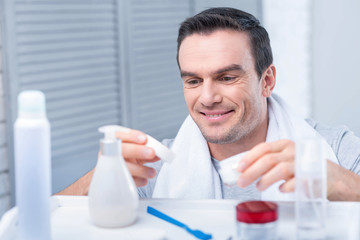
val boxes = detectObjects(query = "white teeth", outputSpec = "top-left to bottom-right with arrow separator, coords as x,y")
207,114 -> 223,118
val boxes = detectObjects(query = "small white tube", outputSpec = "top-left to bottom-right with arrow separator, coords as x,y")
146,135 -> 175,163
218,152 -> 247,187
113,125 -> 176,163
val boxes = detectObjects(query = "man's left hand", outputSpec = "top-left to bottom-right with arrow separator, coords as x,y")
237,139 -> 360,201
236,139 -> 295,192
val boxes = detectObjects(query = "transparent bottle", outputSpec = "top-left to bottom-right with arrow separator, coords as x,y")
14,90 -> 52,240
88,125 -> 139,228
295,138 -> 327,239
236,201 -> 278,240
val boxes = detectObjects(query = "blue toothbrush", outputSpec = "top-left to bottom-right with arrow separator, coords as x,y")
147,206 -> 213,240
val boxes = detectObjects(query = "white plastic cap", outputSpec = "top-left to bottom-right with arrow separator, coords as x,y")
296,137 -> 325,173
146,135 -> 175,163
218,151 -> 247,187
18,90 -> 47,118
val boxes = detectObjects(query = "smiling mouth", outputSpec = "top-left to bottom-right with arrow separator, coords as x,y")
201,110 -> 234,118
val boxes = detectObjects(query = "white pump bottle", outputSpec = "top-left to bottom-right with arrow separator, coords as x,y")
88,125 -> 139,228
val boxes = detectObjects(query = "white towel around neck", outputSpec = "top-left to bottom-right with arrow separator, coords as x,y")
152,94 -> 338,200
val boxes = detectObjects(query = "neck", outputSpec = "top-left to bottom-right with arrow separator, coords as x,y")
208,112 -> 269,161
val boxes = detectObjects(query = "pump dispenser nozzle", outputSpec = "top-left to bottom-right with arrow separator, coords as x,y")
99,127 -> 116,142
99,125 -> 130,140
98,125 -> 129,156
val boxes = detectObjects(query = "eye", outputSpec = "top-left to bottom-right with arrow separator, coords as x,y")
188,79 -> 200,85
184,79 -> 202,88
219,76 -> 236,82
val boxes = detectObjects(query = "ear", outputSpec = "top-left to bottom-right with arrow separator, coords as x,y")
261,64 -> 276,97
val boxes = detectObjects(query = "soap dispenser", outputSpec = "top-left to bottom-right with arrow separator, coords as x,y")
88,125 -> 139,228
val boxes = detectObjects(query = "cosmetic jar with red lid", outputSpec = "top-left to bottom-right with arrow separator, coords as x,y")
236,201 -> 278,240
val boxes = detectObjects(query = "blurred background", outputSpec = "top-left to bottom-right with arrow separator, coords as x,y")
0,0 -> 359,217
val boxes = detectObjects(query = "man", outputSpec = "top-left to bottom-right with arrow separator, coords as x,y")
60,7 -> 360,201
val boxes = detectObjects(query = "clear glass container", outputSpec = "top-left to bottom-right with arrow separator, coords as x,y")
236,201 -> 278,240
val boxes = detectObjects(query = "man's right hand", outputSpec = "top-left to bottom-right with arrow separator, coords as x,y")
56,128 -> 159,195
116,129 -> 159,187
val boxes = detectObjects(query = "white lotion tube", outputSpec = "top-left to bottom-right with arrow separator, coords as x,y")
14,90 -> 52,240
218,152 -> 247,186
146,135 -> 175,163
114,125 -> 175,163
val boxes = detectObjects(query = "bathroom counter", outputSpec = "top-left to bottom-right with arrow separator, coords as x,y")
0,196 -> 359,239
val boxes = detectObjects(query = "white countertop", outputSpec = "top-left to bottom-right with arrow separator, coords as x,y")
1,196 -> 359,240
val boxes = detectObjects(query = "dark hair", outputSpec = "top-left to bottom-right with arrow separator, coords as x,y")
177,7 -> 273,78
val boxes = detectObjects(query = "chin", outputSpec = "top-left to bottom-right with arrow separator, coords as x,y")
202,131 -> 234,144
205,136 -> 235,144
202,125 -> 252,144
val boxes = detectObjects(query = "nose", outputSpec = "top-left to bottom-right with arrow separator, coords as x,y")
198,80 -> 222,107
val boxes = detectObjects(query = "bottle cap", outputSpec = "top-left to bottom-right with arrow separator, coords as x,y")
18,90 -> 46,118
146,135 -> 175,163
236,201 -> 278,224
296,137 -> 325,173
218,151 -> 247,186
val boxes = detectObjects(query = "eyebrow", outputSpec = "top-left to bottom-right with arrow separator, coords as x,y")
215,64 -> 244,75
180,64 -> 244,78
180,70 -> 197,78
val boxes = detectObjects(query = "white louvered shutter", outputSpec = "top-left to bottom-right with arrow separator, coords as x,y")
2,0 -> 122,193
117,1 -> 190,140
1,0 -> 191,194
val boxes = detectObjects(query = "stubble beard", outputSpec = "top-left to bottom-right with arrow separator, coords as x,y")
197,107 -> 262,145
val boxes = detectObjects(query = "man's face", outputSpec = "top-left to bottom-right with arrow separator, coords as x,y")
178,30 -> 268,144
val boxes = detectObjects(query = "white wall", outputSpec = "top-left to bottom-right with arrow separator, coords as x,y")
263,0 -> 312,117
194,0 -> 262,18
0,23 -> 11,218
312,0 -> 360,136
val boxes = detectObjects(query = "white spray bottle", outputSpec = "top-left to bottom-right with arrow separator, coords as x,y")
88,125 -> 139,228
14,90 -> 52,240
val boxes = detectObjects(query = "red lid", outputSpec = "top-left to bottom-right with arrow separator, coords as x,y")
236,201 -> 278,224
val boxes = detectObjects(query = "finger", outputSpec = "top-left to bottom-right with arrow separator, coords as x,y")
237,153 -> 281,188
126,161 -> 157,179
116,129 -> 148,144
128,157 -> 160,166
122,142 -> 157,160
239,140 -> 293,172
279,177 -> 295,193
256,161 -> 294,191
133,176 -> 148,187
